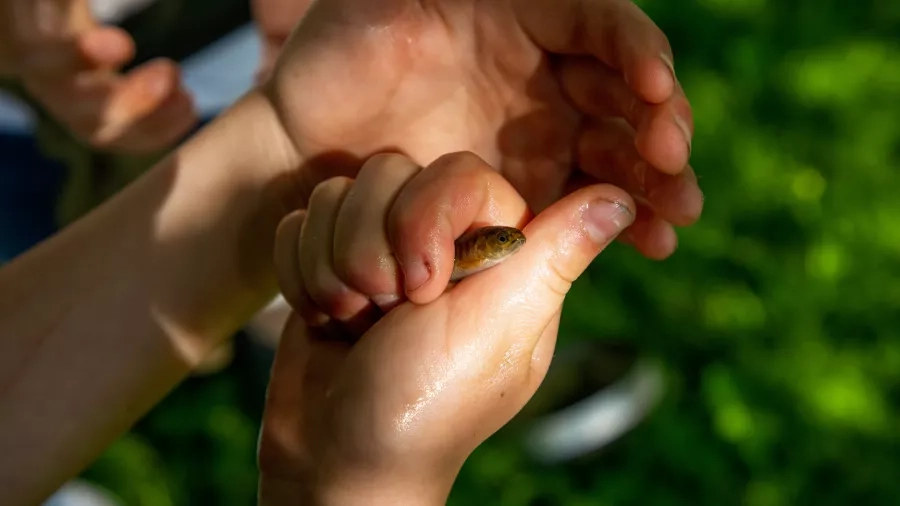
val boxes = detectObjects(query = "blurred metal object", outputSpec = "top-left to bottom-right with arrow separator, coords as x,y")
521,340 -> 666,463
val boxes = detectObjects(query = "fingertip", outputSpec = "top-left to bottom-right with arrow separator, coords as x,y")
395,242 -> 452,305
142,57 -> 183,79
387,206 -> 429,298
275,209 -> 306,245
274,211 -> 333,329
156,87 -> 199,121
635,110 -> 691,175
646,166 -> 704,227
79,27 -> 135,68
622,208 -> 678,260
646,222 -> 678,260
104,88 -> 199,153
522,183 -> 635,245
135,58 -> 183,100
274,210 -> 307,310
399,255 -> 434,299
626,55 -> 675,105
660,52 -> 676,84
102,58 -> 183,124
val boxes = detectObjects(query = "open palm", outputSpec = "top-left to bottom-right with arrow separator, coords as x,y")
266,0 -> 702,258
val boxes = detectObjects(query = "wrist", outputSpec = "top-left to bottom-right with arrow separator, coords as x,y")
186,87 -> 304,205
132,87 -> 307,345
258,471 -> 453,506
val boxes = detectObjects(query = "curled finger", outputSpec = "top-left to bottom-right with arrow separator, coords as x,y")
91,58 -> 186,147
577,118 -> 702,226
559,56 -> 693,174
619,202 -> 678,260
273,210 -> 329,326
332,153 -> 422,312
300,177 -> 376,333
388,151 -> 531,304
515,0 -> 677,103
113,89 -> 199,153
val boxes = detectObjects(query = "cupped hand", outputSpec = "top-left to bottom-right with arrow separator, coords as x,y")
265,0 -> 701,260
0,0 -> 197,153
257,152 -> 636,504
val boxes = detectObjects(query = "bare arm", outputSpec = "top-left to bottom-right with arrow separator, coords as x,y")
0,90 -> 300,505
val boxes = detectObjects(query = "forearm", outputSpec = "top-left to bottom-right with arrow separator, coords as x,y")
0,90 -> 301,504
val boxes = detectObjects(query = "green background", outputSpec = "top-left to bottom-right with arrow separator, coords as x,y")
42,0 -> 900,504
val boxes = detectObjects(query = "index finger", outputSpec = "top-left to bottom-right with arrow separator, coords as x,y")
514,0 -> 675,103
388,152 -> 532,304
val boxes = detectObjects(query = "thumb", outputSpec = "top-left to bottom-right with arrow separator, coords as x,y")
453,184 -> 635,333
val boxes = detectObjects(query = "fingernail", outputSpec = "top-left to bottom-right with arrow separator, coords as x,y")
584,199 -> 634,245
660,52 -> 676,82
673,113 -> 692,158
400,257 -> 430,294
371,293 -> 400,309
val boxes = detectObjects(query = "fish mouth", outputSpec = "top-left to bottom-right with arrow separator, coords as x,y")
508,236 -> 526,252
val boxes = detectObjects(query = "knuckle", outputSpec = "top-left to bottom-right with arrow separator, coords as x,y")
359,152 -> 409,176
429,152 -> 498,192
544,259 -> 576,299
320,175 -> 355,191
309,176 -> 353,204
431,150 -> 489,173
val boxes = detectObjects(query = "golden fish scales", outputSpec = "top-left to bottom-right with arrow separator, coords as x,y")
450,226 -> 526,281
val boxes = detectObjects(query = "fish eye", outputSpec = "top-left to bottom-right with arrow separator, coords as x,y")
497,234 -> 508,243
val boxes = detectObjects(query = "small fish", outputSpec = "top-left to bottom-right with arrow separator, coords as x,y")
450,226 -> 526,281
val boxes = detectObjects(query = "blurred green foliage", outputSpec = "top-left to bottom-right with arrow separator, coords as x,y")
72,0 -> 900,504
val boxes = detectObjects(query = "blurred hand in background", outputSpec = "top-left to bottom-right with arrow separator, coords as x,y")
0,0 -> 196,153
0,0 -> 320,154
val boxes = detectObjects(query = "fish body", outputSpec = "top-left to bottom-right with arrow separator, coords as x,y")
450,226 -> 526,281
